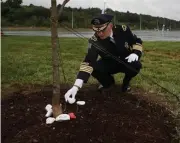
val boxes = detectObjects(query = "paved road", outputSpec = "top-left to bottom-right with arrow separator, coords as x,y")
3,30 -> 180,41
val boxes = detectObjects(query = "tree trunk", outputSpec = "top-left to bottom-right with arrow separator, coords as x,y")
50,0 -> 62,118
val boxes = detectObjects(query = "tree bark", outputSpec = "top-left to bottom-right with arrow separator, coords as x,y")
50,0 -> 70,118
50,0 -> 62,118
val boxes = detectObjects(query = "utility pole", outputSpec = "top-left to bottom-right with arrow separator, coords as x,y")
114,14 -> 116,24
102,0 -> 107,14
72,9 -> 73,29
104,1 -> 106,14
140,14 -> 142,31
157,19 -> 159,31
169,20 -> 171,31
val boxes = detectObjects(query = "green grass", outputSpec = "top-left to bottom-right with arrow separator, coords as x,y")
1,36 -> 180,101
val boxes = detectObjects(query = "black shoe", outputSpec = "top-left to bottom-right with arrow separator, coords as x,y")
121,76 -> 131,92
122,76 -> 132,92
98,84 -> 103,90
121,84 -> 131,92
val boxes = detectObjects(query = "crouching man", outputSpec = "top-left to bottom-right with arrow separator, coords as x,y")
64,14 -> 143,103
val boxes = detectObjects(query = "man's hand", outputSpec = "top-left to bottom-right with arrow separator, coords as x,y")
64,79 -> 84,104
64,86 -> 79,104
125,53 -> 138,63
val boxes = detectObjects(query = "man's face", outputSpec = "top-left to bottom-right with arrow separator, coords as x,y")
93,23 -> 113,39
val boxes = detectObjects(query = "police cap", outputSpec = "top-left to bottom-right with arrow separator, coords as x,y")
91,14 -> 113,32
91,14 -> 113,25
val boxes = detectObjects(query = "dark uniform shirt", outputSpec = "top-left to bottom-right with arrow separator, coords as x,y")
77,24 -> 143,82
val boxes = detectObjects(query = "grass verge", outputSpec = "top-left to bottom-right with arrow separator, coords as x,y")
1,36 -> 180,102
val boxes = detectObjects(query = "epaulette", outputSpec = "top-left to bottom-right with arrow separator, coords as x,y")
121,25 -> 127,31
113,24 -> 128,32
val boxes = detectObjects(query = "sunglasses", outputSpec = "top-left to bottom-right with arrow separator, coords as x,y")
92,22 -> 110,33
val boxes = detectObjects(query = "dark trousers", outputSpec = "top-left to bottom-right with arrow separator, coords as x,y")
91,59 -> 142,88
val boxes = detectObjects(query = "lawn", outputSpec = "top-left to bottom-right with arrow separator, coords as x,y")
1,36 -> 180,102
1,36 -> 180,143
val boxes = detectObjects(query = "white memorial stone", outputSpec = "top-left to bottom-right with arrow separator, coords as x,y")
46,117 -> 55,124
45,108 -> 53,117
56,114 -> 70,122
76,101 -> 85,105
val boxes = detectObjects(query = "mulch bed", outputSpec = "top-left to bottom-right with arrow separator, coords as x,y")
1,84 -> 179,143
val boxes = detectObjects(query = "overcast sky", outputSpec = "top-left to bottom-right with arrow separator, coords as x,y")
22,0 -> 180,21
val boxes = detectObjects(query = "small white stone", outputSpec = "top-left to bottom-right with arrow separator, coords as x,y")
68,98 -> 76,104
45,104 -> 52,111
46,117 -> 55,124
55,114 -> 70,122
76,101 -> 85,105
45,108 -> 53,117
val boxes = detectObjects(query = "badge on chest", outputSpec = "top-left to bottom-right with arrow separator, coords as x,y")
124,42 -> 132,51
124,42 -> 129,49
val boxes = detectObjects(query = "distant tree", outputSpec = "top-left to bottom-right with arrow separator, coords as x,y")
6,0 -> 22,8
1,1 -> 180,30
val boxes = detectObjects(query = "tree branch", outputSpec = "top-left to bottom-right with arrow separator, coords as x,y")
58,0 -> 70,17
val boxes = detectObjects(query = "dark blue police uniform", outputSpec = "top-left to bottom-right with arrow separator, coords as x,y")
76,14 -> 143,92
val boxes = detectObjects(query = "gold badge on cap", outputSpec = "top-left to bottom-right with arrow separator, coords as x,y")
94,19 -> 100,25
